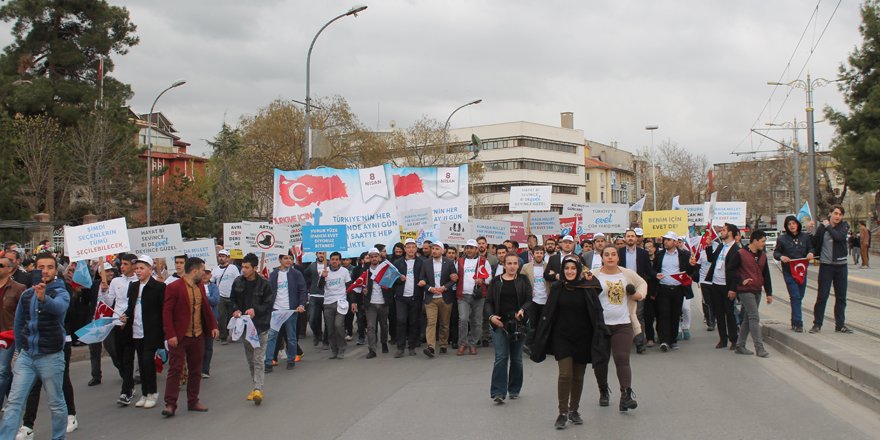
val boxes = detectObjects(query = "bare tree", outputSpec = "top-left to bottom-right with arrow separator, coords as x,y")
11,115 -> 62,216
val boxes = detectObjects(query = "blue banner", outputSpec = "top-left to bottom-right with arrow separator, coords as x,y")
302,225 -> 348,253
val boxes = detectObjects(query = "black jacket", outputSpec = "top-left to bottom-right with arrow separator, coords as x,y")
529,279 -> 609,365
812,221 -> 850,264
543,253 -> 585,284
484,274 -> 532,320
392,257 -> 424,302
12,268 -> 32,289
230,275 -> 275,333
418,257 -> 457,304
774,216 -> 812,272
617,246 -> 655,282
123,277 -> 166,351
653,248 -> 697,299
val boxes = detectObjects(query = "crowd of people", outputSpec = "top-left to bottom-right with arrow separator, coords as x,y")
0,203 -> 856,436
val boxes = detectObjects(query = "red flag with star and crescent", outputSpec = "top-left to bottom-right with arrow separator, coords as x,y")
346,271 -> 369,293
789,258 -> 809,285
670,272 -> 693,287
393,173 -> 425,197
278,174 -> 348,208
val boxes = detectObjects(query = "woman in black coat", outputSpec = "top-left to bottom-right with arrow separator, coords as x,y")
485,253 -> 532,404
530,256 -> 609,430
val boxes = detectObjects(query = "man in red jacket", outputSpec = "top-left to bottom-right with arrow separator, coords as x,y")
161,257 -> 219,417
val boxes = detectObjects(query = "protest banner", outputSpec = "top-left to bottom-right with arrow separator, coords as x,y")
127,224 -> 184,259
223,222 -> 244,258
437,221 -> 472,246
562,202 -> 587,217
385,164 -> 469,224
302,225 -> 348,252
473,219 -> 510,243
703,201 -> 747,227
642,210 -> 689,238
526,212 -> 560,235
399,207 -> 433,232
509,186 -> 552,211
241,222 -> 296,256
509,221 -> 527,242
180,239 -> 218,269
581,204 -> 629,233
680,204 -> 705,225
64,217 -> 130,262
274,166 -> 400,260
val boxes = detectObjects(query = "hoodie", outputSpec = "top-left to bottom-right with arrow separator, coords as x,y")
774,215 -> 813,273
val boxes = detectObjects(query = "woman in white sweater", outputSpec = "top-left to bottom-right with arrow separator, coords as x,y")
589,246 -> 646,412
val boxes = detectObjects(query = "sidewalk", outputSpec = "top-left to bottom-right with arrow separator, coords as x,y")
761,263 -> 880,413
802,260 -> 880,301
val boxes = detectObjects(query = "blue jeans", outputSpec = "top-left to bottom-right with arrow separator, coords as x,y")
815,264 -> 848,328
0,351 -> 67,440
0,344 -> 14,408
490,327 -> 524,399
783,271 -> 808,327
265,312 -> 298,367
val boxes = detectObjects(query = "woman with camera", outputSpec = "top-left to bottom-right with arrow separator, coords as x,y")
591,246 -> 646,411
530,256 -> 609,430
485,253 -> 532,404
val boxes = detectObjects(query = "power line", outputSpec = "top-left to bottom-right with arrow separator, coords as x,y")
731,1 -> 821,155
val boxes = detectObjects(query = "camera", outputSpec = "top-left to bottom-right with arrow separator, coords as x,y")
504,315 -> 527,342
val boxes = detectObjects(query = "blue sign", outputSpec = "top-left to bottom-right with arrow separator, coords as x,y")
302,225 -> 348,253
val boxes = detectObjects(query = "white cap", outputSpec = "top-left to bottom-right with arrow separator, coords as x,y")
662,231 -> 679,241
593,232 -> 606,239
135,255 -> 154,267
102,262 -> 113,271
368,247 -> 381,255
634,228 -> 644,236
465,239 -> 478,247
404,238 -> 417,245
431,241 -> 444,249
561,235 -> 574,242
336,298 -> 350,315
218,249 -> 230,256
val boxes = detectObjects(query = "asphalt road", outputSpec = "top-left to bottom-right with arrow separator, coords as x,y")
22,315 -> 880,440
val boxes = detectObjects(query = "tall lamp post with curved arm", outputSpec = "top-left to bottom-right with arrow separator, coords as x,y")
146,79 -> 186,226
442,99 -> 482,165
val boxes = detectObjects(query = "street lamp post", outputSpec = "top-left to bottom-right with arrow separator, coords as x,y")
768,74 -> 839,217
766,118 -> 807,210
442,99 -> 482,165
146,79 -> 186,226
304,5 -> 368,170
645,125 -> 659,210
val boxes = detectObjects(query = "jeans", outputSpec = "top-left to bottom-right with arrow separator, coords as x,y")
458,295 -> 485,347
244,331 -> 268,390
395,297 -> 420,350
0,343 -> 14,408
308,297 -> 326,344
218,297 -> 234,341
265,312 -> 298,367
365,303 -> 389,351
322,303 -> 347,355
490,327 -> 524,399
814,264 -> 848,328
23,343 -> 75,429
736,292 -> 764,351
783,271 -> 808,327
0,351 -> 67,440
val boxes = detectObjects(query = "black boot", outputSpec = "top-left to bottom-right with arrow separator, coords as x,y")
619,388 -> 638,411
599,386 -> 610,407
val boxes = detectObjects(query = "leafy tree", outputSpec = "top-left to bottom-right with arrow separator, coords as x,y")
826,0 -> 880,221
0,0 -> 138,125
205,123 -> 255,234
8,114 -> 64,216
151,173 -> 208,237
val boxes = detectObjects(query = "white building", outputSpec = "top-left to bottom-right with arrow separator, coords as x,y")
448,113 -> 586,221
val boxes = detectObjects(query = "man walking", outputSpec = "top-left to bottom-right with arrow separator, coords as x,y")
859,221 -> 870,269
653,232 -> 697,352
455,240 -> 491,356
707,224 -> 741,349
211,250 -> 240,345
161,257 -> 219,417
392,239 -> 423,358
728,230 -> 773,358
102,254 -> 138,382
319,252 -> 351,359
230,253 -> 274,405
361,249 -> 393,359
419,242 -> 458,358
265,252 -> 307,370
619,229 -> 655,353
811,205 -> 853,334
0,255 -> 25,408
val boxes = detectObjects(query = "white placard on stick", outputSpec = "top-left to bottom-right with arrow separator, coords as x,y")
180,239 -> 218,270
400,208 -> 433,232
703,201 -> 747,227
509,186 -> 552,211
241,222 -> 295,255
127,224 -> 184,258
64,217 -> 131,262
581,204 -> 629,233
526,212 -> 561,235
437,221 -> 472,246
223,222 -> 243,250
472,219 -> 510,243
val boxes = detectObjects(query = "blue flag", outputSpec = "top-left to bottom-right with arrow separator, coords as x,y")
797,202 -> 812,224
74,318 -> 115,344
72,261 -> 93,289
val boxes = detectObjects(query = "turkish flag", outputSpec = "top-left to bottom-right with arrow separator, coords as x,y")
0,330 -> 13,349
790,258 -> 809,285
695,223 -> 718,259
670,272 -> 693,287
93,301 -> 115,320
347,271 -> 369,293
393,173 -> 424,197
475,257 -> 490,280
278,174 -> 348,207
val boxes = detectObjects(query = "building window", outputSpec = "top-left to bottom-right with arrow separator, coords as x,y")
477,136 -> 578,154
585,172 -> 590,181
586,192 -> 591,202
484,160 -> 577,174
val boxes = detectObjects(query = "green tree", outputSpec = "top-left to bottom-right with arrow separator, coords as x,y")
826,0 -> 880,220
0,0 -> 138,125
205,123 -> 255,234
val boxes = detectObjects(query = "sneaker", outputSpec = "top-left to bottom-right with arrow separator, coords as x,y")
809,325 -> 821,334
144,393 -> 158,409
734,346 -> 754,355
253,389 -> 263,406
329,352 -> 339,360
382,343 -> 389,354
555,413 -> 567,430
440,347 -> 447,354
246,391 -> 255,401
659,343 -> 669,352
286,362 -> 296,369
683,330 -> 691,340
66,415 -> 78,433
794,326 -> 804,333
87,377 -> 101,386
201,372 -> 210,379
646,340 -> 655,348
395,349 -> 405,358
366,350 -> 377,359
423,347 -> 435,358
356,338 -> 365,346
568,411 -> 583,425
345,335 -> 353,341
492,395 -> 505,404
16,426 -> 33,440
509,394 -> 519,399
221,339 -> 229,345
756,349 -> 770,358
117,393 -> 133,406
265,364 -> 274,373
294,354 -> 303,362
835,326 -> 854,334
670,343 -> 680,350
707,325 -> 715,331
135,395 -> 147,407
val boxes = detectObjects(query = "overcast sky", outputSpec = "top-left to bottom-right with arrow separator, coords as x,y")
0,1 -> 864,163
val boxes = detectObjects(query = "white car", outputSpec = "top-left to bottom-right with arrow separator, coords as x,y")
764,230 -> 779,256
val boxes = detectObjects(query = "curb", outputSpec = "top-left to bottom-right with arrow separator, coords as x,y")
762,324 -> 880,413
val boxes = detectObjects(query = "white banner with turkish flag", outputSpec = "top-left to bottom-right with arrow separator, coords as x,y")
385,164 -> 469,224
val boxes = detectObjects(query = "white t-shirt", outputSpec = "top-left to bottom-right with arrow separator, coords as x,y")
594,271 -> 630,325
532,265 -> 548,305
712,241 -> 734,286
212,264 -> 240,299
404,259 -> 416,297
274,269 -> 290,310
324,267 -> 351,304
133,282 -> 146,339
369,266 -> 385,304
461,258 -> 478,294
432,259 -> 443,298
590,253 -> 603,271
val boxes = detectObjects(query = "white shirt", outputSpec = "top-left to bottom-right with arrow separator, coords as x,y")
531,264 -> 548,305
711,241 -> 734,286
133,282 -> 146,339
625,247 -> 638,271
274,268 -> 290,310
461,258 -> 478,295
165,274 -> 181,286
403,259 -> 416,298
698,249 -> 712,284
595,271 -> 631,325
212,264 -> 240,298
590,253 -> 602,271
369,266 -> 385,304
660,249 -> 681,286
432,259 -> 443,298
324,267 -> 351,304
101,273 -> 137,315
